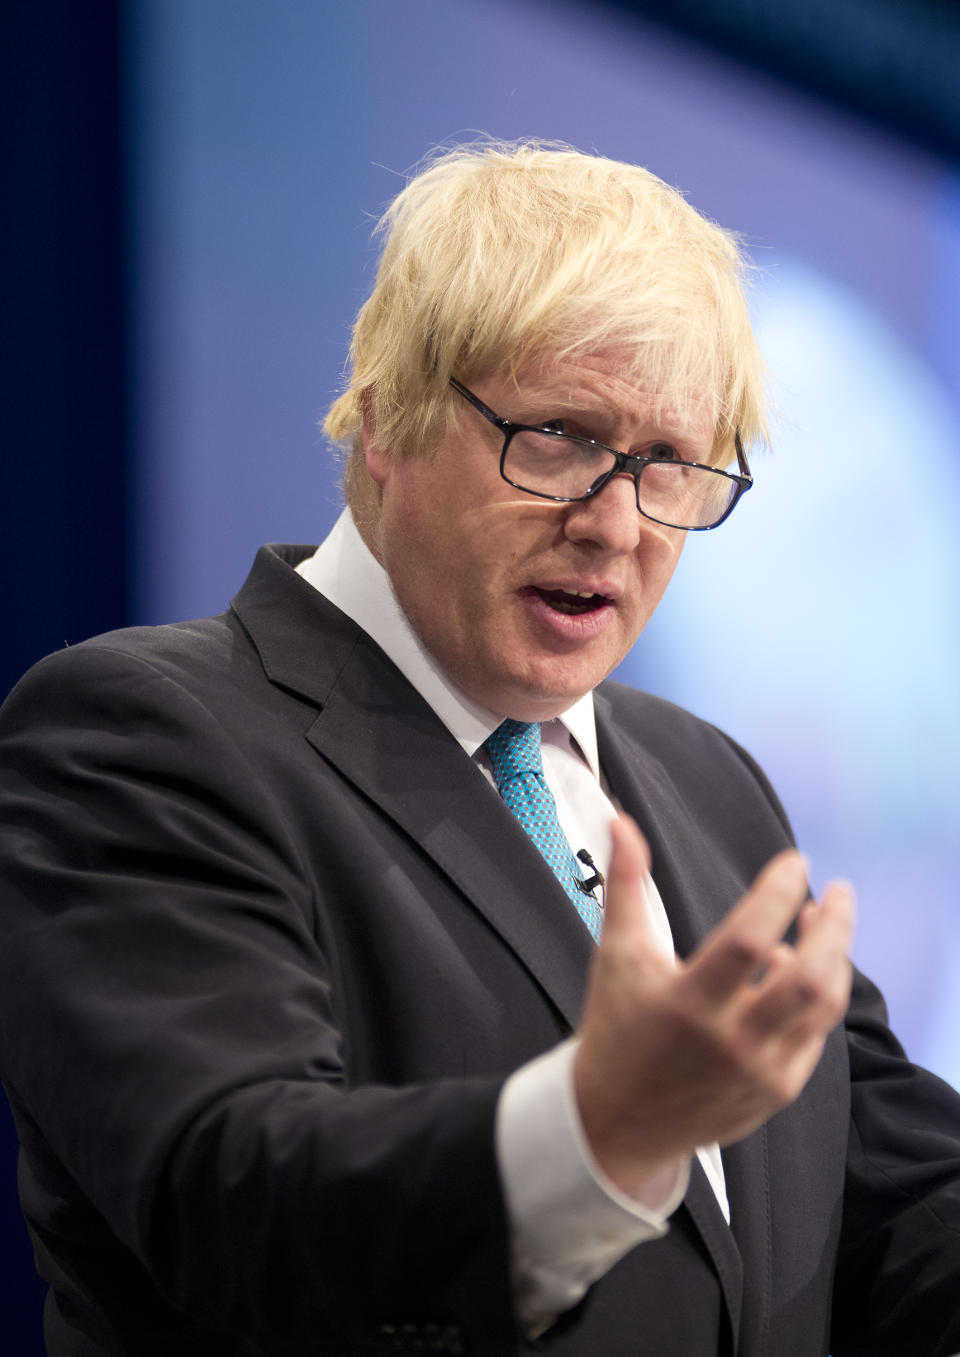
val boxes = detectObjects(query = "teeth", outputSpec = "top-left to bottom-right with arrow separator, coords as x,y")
565,589 -> 600,599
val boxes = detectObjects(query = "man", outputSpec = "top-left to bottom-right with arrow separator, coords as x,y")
1,141 -> 958,1356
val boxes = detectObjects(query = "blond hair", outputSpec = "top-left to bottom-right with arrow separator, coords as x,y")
325,140 -> 767,511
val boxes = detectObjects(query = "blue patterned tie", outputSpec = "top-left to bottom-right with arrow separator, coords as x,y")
484,719 -> 603,942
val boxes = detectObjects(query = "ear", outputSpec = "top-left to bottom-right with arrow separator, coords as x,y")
361,397 -> 391,487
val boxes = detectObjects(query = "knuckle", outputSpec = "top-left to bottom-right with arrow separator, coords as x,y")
788,974 -> 822,1008
787,962 -> 851,1024
723,933 -> 768,974
715,1028 -> 759,1079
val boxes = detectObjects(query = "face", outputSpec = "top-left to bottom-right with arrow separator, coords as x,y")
364,355 -> 713,721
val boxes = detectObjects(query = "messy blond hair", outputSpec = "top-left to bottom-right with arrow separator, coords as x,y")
325,140 -> 767,512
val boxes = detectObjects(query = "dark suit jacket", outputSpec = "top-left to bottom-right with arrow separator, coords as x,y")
1,544 -> 958,1357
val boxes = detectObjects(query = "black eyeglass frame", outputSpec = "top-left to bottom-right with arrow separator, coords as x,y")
449,376 -> 753,531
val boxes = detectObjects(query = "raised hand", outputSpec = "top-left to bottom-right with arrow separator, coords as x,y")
574,816 -> 856,1195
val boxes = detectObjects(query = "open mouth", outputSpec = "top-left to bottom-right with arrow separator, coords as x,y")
533,587 -> 610,615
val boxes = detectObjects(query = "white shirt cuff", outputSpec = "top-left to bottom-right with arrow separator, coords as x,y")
495,1038 -> 690,1335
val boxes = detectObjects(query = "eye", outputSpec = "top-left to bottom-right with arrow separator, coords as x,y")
538,418 -> 569,435
648,442 -> 682,462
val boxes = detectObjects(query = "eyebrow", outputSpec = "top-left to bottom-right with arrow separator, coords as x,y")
512,394 -> 706,450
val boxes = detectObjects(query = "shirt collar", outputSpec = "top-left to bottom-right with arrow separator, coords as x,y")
296,509 -> 601,776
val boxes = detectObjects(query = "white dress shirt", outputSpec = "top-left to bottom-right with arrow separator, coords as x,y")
296,509 -> 728,1332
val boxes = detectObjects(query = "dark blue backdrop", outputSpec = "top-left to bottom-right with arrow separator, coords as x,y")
4,2 -> 959,1350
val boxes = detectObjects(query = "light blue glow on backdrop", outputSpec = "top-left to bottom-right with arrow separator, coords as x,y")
618,258 -> 960,1080
128,0 -> 960,1088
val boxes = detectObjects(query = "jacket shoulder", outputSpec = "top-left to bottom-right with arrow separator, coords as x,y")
598,678 -> 754,764
2,542 -> 330,710
596,678 -> 793,839
2,611 -> 239,711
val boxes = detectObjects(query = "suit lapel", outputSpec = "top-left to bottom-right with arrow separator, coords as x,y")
595,687 -> 747,1351
719,1130 -> 770,1356
594,687 -> 752,959
231,545 -> 594,1033
306,639 -> 596,1031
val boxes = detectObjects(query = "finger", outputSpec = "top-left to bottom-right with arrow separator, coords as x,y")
773,910 -> 856,1080
682,850 -> 810,1007
764,941 -> 795,978
795,900 -> 820,940
598,815 -> 653,944
796,882 -> 855,945
744,880 -> 856,1038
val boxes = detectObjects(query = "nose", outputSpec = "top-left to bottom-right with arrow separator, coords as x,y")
562,473 -> 642,553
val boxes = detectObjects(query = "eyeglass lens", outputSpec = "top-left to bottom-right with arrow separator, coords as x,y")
504,428 -> 739,530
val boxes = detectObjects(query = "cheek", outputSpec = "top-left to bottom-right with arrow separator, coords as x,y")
625,536 -> 684,630
386,493 -> 487,630
646,529 -> 685,584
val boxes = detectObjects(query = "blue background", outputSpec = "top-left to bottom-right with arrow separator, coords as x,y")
4,1 -> 958,1348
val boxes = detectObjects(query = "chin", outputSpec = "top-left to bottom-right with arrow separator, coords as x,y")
491,674 -> 598,721
532,660 -> 607,703
470,643 -> 612,717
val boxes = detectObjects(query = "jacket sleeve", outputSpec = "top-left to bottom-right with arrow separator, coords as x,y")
0,642 -> 518,1355
831,965 -> 960,1357
716,712 -> 960,1355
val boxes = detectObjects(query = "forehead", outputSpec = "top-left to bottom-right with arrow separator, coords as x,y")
484,352 -> 720,447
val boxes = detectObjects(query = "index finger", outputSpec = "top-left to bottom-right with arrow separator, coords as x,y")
681,850 -> 810,1007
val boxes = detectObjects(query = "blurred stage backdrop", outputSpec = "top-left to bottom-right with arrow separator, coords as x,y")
4,0 -> 959,1349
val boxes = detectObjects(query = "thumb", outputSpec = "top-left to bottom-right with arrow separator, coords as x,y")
600,815 -> 654,943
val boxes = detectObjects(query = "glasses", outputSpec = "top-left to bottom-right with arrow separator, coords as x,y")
450,377 -> 753,531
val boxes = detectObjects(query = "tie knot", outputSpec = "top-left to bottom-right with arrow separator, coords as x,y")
485,719 -> 543,782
